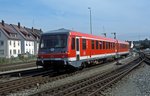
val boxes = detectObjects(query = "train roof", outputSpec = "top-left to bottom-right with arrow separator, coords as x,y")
44,28 -> 70,34
44,28 -> 129,44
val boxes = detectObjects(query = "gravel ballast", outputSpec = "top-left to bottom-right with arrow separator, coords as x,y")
104,63 -> 150,96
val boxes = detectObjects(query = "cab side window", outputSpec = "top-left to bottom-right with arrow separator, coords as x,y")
82,39 -> 86,50
92,40 -> 95,49
71,38 -> 75,50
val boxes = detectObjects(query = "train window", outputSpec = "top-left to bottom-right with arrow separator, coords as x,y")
92,40 -> 94,49
99,41 -> 102,49
113,43 -> 115,49
96,41 -> 98,49
76,39 -> 79,51
40,34 -> 67,49
108,42 -> 110,49
82,39 -> 86,50
103,41 -> 105,49
110,43 -> 112,49
71,38 -> 75,50
106,42 -> 108,49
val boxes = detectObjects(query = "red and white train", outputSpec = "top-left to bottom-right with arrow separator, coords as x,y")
36,28 -> 129,70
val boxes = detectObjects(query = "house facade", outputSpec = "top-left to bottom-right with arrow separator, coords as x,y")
11,23 -> 35,55
25,27 -> 42,55
0,20 -> 21,58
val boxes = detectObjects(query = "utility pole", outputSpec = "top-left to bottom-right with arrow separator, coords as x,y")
111,32 -> 121,65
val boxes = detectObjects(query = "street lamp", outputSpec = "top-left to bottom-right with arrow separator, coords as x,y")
88,7 -> 92,34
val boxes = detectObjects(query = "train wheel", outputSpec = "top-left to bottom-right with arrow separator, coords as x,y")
43,65 -> 49,70
79,63 -> 87,70
65,65 -> 76,73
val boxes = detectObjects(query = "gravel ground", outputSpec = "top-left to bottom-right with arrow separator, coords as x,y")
0,77 -> 20,83
103,63 -> 150,96
8,54 -> 138,96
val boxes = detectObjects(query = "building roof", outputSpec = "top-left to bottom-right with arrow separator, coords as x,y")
25,27 -> 42,40
46,28 -> 71,33
0,21 -> 20,40
11,23 -> 34,41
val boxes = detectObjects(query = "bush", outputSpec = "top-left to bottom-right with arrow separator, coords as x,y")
18,53 -> 29,62
0,57 -> 9,64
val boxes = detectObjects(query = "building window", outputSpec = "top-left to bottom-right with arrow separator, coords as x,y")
14,41 -> 15,47
18,41 -> 19,46
92,40 -> 94,49
10,50 -> 12,55
10,41 -> 11,45
0,50 -> 4,55
71,38 -> 75,50
29,49 -> 31,53
0,41 -> 4,46
82,39 -> 86,50
18,50 -> 20,54
13,49 -> 16,54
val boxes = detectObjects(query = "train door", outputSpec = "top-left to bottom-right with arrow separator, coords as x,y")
76,37 -> 80,61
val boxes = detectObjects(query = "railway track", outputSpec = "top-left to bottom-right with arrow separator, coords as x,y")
0,62 -> 36,72
0,58 -> 118,96
0,67 -> 45,83
31,53 -> 145,96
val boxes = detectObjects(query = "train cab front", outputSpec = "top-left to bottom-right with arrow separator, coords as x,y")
36,33 -> 69,69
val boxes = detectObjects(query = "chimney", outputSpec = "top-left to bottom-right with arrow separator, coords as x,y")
2,20 -> 4,26
32,27 -> 34,32
18,22 -> 20,28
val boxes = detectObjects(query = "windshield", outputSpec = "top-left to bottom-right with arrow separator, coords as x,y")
40,34 -> 68,49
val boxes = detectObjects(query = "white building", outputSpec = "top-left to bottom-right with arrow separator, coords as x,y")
0,20 -> 21,58
25,27 -> 42,55
11,23 -> 35,55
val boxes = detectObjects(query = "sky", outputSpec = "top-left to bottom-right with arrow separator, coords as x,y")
0,0 -> 150,41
